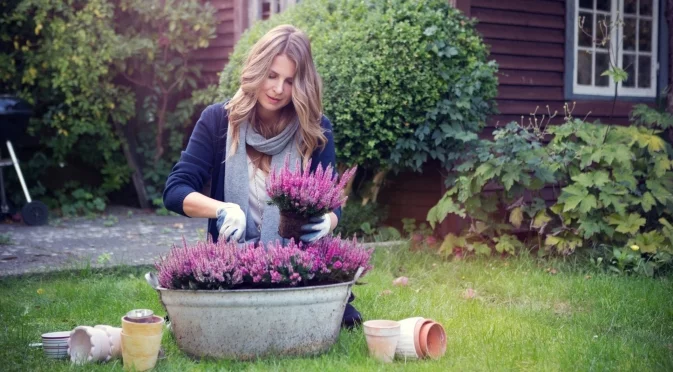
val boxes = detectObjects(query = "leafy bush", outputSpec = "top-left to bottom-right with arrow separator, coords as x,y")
56,182 -> 107,217
428,106 -> 673,276
2,0 -> 136,199
334,200 -> 389,240
219,0 -> 497,177
1,0 -> 217,212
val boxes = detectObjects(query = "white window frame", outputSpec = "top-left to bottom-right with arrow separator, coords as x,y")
249,0 -> 299,24
572,0 -> 659,97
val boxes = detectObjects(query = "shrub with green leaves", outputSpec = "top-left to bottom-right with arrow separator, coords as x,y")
2,0 -> 136,198
1,0 -> 217,212
428,106 -> 673,276
333,199 -> 389,240
219,0 -> 497,177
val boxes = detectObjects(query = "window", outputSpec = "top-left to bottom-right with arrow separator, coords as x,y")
249,0 -> 300,23
572,0 -> 659,97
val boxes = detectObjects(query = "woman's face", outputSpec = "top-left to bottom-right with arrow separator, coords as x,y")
256,54 -> 296,120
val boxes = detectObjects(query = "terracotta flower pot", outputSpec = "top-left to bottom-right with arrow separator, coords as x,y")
278,210 -> 310,241
419,321 -> 447,359
415,319 -> 432,355
121,332 -> 163,371
68,326 -> 112,364
121,315 -> 164,337
363,320 -> 400,363
95,325 -> 122,359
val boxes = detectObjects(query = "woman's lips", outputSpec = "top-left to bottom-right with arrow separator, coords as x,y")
266,95 -> 281,104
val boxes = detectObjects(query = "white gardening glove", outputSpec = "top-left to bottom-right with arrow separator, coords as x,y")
216,205 -> 246,242
300,214 -> 331,243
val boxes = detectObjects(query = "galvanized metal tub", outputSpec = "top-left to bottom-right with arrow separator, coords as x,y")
145,270 -> 361,360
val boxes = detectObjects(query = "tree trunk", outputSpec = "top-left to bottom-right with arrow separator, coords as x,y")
154,93 -> 169,161
115,122 -> 150,209
361,169 -> 388,206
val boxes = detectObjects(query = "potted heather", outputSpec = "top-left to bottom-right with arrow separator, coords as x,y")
147,236 -> 372,360
267,157 -> 357,241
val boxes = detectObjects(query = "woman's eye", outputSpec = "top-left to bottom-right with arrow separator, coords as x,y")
286,80 -> 293,85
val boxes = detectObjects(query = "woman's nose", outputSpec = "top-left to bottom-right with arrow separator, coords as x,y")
273,80 -> 284,95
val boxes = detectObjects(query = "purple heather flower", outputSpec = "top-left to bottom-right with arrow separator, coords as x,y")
155,235 -> 372,290
267,156 -> 357,218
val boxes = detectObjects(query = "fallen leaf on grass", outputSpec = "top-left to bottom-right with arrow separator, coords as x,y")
553,302 -> 572,316
380,290 -> 393,296
392,276 -> 409,286
585,275 -> 592,280
462,288 -> 476,299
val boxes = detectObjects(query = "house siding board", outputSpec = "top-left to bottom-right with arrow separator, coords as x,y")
471,0 -> 564,16
210,0 -> 234,10
478,24 -> 565,43
472,8 -> 565,29
192,1 -> 237,85
496,70 -> 564,86
485,39 -> 565,57
497,86 -> 565,101
491,55 -> 564,71
380,0 -> 653,235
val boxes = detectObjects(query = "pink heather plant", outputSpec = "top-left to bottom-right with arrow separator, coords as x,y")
155,236 -> 372,290
267,157 -> 357,218
305,235 -> 374,283
155,238 -> 243,290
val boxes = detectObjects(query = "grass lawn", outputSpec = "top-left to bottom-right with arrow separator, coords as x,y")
1,245 -> 672,371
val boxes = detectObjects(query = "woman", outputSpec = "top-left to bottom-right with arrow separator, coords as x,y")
163,25 -> 361,327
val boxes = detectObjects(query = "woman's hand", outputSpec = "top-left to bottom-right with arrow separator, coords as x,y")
216,205 -> 246,242
300,212 -> 337,243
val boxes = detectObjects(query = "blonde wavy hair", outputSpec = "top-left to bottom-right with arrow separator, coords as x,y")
225,24 -> 326,171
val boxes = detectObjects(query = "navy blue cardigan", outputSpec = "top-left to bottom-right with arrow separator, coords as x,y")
163,102 -> 341,242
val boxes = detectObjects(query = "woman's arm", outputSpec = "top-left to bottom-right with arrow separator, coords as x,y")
163,103 -> 228,217
182,192 -> 240,219
315,115 -> 341,230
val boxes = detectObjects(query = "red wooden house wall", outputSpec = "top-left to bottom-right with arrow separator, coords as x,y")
192,0 -> 237,85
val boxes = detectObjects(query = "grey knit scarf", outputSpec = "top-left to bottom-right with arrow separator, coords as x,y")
224,118 -> 301,244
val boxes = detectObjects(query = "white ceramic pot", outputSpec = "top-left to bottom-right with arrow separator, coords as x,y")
68,326 -> 111,364
41,331 -> 70,359
395,317 -> 425,359
363,320 -> 401,363
95,325 -> 122,359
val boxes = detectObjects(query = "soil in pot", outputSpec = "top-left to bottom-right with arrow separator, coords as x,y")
278,210 -> 310,241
